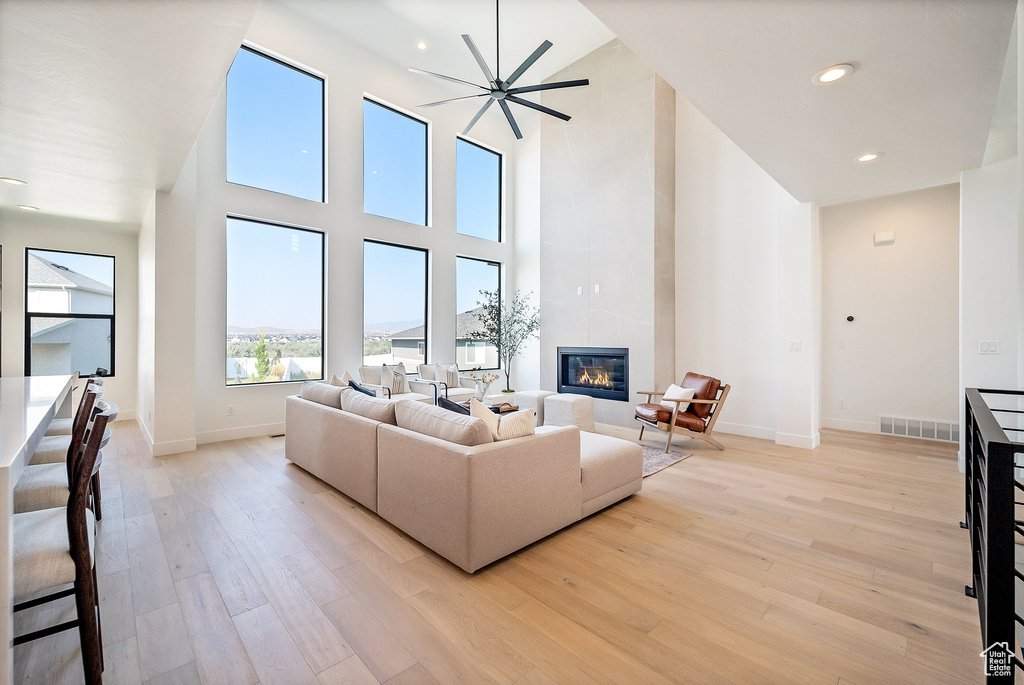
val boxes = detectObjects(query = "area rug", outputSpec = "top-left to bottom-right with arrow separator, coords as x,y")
642,445 -> 691,477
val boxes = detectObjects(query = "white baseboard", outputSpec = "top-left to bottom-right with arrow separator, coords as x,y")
114,410 -> 137,422
136,417 -> 155,455
821,417 -> 877,433
195,422 -> 285,445
153,438 -> 198,457
775,431 -> 821,449
714,421 -> 776,441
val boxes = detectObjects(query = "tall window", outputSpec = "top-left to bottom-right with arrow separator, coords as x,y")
226,46 -> 325,202
363,98 -> 428,225
456,256 -> 500,370
456,138 -> 501,242
363,241 -> 428,368
225,218 -> 324,385
26,249 -> 115,377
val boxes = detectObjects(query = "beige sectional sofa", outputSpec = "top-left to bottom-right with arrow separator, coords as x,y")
285,382 -> 644,572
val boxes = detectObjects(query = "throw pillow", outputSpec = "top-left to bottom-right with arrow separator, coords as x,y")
433,363 -> 448,385
445,363 -> 461,388
660,383 -> 695,414
330,371 -> 354,387
437,396 -> 470,415
469,399 -> 536,441
348,380 -> 376,397
300,381 -> 343,409
381,363 -> 409,395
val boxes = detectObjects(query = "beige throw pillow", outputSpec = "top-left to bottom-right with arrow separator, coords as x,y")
445,364 -> 461,388
469,399 -> 536,441
341,390 -> 398,424
329,371 -> 353,387
300,381 -> 343,409
660,383 -> 695,414
394,400 -> 492,446
381,363 -> 409,395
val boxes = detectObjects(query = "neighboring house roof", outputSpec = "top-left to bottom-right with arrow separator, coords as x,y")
391,306 -> 488,340
27,253 -> 113,296
30,317 -> 75,338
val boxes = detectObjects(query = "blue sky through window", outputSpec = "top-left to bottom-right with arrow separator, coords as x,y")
29,250 -> 113,289
226,218 -> 324,331
227,47 -> 324,202
456,139 -> 501,241
456,257 -> 499,315
363,241 -> 427,332
363,99 -> 428,225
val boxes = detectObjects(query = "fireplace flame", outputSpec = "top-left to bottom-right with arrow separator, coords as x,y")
578,367 -> 613,388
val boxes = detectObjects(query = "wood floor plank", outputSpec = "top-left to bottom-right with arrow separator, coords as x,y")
135,603 -> 195,681
129,541 -> 178,615
320,593 -> 418,683
186,507 -> 269,616
103,637 -> 143,685
316,654 -> 382,685
233,603 -> 321,685
282,549 -> 352,606
152,495 -> 209,580
143,661 -> 202,685
98,568 -> 136,646
175,572 -> 259,685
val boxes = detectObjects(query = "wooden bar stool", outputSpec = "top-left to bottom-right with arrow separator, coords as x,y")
12,411 -> 109,684
15,392 -> 113,517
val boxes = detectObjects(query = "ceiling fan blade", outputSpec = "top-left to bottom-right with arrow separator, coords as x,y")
500,40 -> 552,91
418,93 -> 489,108
462,34 -> 497,86
408,67 -> 489,92
506,95 -> 571,121
506,79 -> 590,95
463,98 -> 495,136
498,99 -> 523,139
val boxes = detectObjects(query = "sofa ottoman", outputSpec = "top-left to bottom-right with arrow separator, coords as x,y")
544,393 -> 595,432
579,431 -> 643,517
515,390 -> 557,426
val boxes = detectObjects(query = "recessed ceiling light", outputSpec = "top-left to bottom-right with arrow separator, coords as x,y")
855,152 -> 883,162
812,64 -> 853,84
1,177 -> 26,185
16,204 -> 39,211
417,41 -> 427,50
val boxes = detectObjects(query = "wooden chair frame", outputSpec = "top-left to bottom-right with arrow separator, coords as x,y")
635,384 -> 731,452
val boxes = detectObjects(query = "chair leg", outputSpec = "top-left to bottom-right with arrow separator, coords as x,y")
638,424 -> 645,441
92,566 -> 104,671
74,578 -> 103,684
664,425 -> 674,453
702,434 -> 725,450
91,472 -> 102,521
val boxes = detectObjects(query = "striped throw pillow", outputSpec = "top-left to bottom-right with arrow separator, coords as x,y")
381,363 -> 408,395
470,399 -> 535,441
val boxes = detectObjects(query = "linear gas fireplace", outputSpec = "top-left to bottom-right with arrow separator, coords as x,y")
557,347 -> 629,402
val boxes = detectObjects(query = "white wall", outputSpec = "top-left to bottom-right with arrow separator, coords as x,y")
675,94 -> 820,445
137,194 -> 156,445
820,185 -> 960,435
960,158 -> 1019,462
143,1 -> 521,448
0,208 -> 139,417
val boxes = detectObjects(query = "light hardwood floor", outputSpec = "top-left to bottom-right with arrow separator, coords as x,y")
13,420 -> 982,684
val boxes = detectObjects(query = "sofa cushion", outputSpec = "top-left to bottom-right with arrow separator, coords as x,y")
579,432 -> 643,505
636,402 -> 671,424
682,372 -> 721,419
470,399 -> 535,441
395,400 -> 492,446
341,390 -> 397,424
300,381 -> 343,409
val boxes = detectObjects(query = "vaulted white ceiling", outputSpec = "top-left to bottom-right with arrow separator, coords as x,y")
275,0 -> 615,94
582,0 -> 1016,206
0,0 -> 259,225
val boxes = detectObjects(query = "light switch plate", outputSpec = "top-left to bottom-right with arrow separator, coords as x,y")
979,340 -> 1000,355
594,284 -> 600,293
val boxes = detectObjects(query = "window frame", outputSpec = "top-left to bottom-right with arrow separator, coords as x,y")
24,247 -> 116,378
362,239 -> 430,367
224,215 -> 327,387
455,255 -> 501,371
455,135 -> 504,243
362,95 -> 431,227
226,44 -> 327,203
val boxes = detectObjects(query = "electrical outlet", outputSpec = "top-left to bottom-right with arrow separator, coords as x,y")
787,340 -> 802,352
227,405 -> 235,416
577,286 -> 582,295
594,284 -> 600,293
839,399 -> 846,410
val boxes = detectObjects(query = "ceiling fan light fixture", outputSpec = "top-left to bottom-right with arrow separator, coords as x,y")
813,64 -> 853,84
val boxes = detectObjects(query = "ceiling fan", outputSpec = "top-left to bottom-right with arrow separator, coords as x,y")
409,0 -> 589,140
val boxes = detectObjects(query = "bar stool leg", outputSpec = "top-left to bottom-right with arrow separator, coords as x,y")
74,577 -> 103,684
92,566 -> 104,671
91,472 -> 102,521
